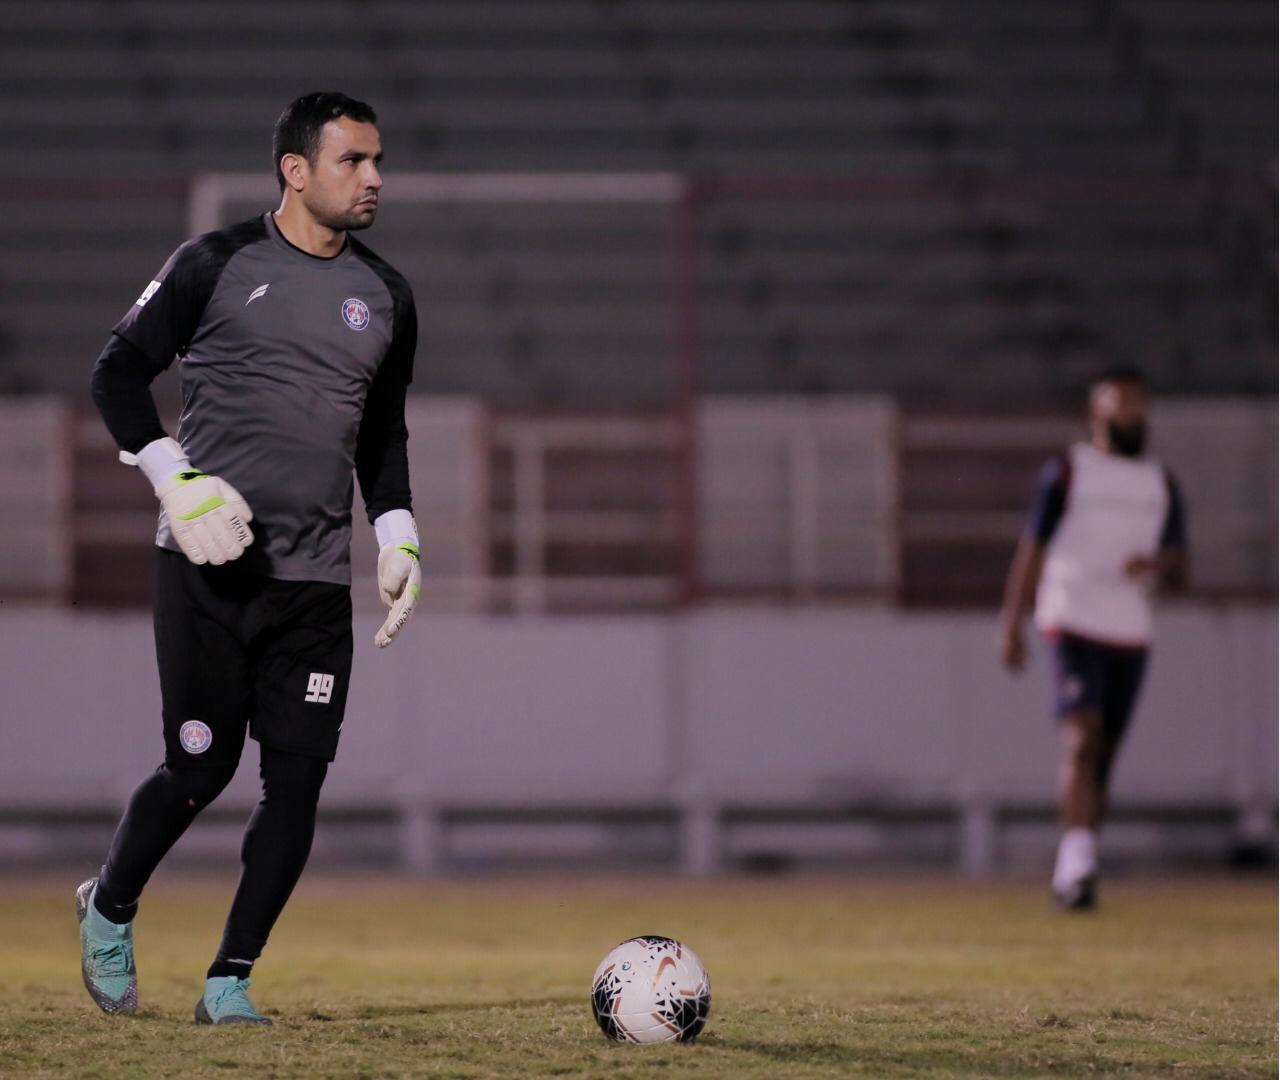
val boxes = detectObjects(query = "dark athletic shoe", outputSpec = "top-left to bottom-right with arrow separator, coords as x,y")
195,976 -> 273,1025
76,877 -> 138,1015
1053,875 -> 1097,912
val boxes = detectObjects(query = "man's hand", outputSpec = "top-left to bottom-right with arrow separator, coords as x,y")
158,469 -> 254,566
127,436 -> 254,566
1123,554 -> 1159,580
375,541 -> 420,648
1124,551 -> 1189,591
999,622 -> 1028,672
373,509 -> 420,648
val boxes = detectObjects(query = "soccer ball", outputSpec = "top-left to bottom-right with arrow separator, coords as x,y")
590,935 -> 711,1043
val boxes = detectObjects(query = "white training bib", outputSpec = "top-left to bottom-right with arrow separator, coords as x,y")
1034,442 -> 1170,646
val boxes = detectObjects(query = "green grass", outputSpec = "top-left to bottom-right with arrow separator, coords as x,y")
1,875 -> 1274,1079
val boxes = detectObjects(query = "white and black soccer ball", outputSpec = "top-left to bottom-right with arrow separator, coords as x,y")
590,935 -> 711,1043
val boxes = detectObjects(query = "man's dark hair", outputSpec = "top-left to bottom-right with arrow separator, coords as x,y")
1092,364 -> 1147,389
273,92 -> 378,190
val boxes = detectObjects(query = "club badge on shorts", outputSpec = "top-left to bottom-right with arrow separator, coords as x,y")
179,720 -> 213,754
341,297 -> 370,331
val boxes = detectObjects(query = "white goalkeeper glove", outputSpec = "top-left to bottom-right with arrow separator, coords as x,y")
124,437 -> 254,566
373,509 -> 421,649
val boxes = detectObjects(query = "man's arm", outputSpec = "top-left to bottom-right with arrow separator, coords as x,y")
1123,470 -> 1189,591
999,536 -> 1046,671
356,295 -> 415,526
92,236 -> 217,454
90,334 -> 170,454
354,352 -> 413,524
356,291 -> 418,648
89,237 -> 255,565
999,456 -> 1069,672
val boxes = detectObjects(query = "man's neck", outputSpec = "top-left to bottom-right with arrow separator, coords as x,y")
271,201 -> 346,258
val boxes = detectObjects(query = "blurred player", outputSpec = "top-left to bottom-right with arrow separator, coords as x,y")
998,367 -> 1188,910
79,92 -> 421,1023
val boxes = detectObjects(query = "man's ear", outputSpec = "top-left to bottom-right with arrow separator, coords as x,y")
279,153 -> 307,193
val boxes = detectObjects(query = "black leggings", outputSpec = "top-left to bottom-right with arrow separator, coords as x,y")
94,744 -> 327,977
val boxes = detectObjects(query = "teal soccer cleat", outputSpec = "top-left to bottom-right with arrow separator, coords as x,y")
75,877 -> 137,1015
195,976 -> 274,1026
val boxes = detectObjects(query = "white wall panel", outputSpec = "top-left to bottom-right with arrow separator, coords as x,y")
2,607 -> 1271,827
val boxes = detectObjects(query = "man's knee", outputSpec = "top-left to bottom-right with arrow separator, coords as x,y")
259,747 -> 328,806
1062,712 -> 1104,769
158,757 -> 238,811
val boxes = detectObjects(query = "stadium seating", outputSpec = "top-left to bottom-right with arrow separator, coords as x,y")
936,0 -> 1276,395
1,0 -> 1274,403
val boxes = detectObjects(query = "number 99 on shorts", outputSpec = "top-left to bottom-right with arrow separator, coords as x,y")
305,672 -> 335,704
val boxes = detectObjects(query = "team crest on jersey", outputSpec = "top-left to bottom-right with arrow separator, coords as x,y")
179,720 -> 213,754
341,297 -> 370,331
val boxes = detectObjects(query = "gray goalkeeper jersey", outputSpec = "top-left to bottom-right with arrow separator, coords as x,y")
112,213 -> 416,586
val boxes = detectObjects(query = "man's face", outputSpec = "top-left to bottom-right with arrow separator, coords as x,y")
1090,379 -> 1148,456
297,117 -> 383,232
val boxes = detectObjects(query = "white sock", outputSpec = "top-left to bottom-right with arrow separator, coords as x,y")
1052,827 -> 1098,892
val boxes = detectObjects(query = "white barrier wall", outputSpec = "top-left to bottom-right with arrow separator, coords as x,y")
0,606 -> 1273,871
699,397 -> 899,595
0,399 -> 71,598
1151,400 -> 1278,592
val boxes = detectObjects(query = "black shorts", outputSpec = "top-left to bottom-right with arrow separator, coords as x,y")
154,547 -> 353,766
1050,631 -> 1148,742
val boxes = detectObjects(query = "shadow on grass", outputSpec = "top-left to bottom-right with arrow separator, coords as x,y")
350,995 -> 583,1021
720,1038 -> 1267,1079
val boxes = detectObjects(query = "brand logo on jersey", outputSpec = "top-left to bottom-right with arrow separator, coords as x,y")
305,672 -> 335,704
341,297 -> 370,331
179,720 -> 213,754
245,283 -> 270,306
136,280 -> 161,307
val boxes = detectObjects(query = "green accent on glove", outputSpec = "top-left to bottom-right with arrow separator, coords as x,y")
175,470 -> 209,484
177,496 -> 227,520
410,585 -> 421,601
397,542 -> 420,562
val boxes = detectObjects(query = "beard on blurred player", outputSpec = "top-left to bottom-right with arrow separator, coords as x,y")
998,367 -> 1188,911
1093,378 -> 1149,459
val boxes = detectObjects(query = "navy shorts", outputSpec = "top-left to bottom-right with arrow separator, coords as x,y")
154,547 -> 353,766
1050,631 -> 1148,742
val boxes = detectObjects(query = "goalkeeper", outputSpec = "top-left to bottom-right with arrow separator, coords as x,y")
78,92 -> 419,1025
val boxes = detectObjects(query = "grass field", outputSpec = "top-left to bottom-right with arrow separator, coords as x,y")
1,874 -> 1273,1079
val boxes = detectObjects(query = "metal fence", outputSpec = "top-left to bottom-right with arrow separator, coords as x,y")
2,395 -> 1274,610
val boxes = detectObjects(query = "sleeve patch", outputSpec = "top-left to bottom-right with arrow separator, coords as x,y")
135,280 -> 162,307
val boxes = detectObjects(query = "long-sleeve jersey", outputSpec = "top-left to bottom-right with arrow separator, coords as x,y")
91,212 -> 416,586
